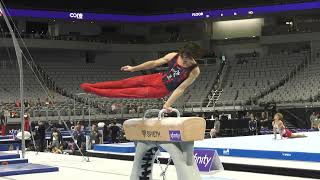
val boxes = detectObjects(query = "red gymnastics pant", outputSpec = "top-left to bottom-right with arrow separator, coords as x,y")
80,73 -> 170,98
1,124 -> 6,136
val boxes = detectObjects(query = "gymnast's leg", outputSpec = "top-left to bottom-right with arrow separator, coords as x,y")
80,73 -> 161,92
88,86 -> 169,99
289,134 -> 307,138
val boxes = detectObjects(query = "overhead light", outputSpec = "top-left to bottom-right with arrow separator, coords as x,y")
233,12 -> 237,16
252,36 -> 256,38
220,13 -> 224,17
225,37 -> 228,40
90,21 -> 94,24
206,15 -> 210,18
248,11 -> 254,15
72,20 -> 75,23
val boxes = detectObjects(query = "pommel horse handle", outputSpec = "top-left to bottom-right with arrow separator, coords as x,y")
143,108 -> 181,120
158,108 -> 180,119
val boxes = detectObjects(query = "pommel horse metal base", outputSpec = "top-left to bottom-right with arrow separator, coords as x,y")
123,109 -> 206,180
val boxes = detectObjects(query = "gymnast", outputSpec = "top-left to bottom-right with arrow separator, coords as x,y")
81,42 -> 202,111
272,113 -> 307,139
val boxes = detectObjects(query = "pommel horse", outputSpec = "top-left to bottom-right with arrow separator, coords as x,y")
123,109 -> 206,180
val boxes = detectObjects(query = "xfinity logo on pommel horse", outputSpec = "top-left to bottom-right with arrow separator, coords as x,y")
141,130 -> 161,138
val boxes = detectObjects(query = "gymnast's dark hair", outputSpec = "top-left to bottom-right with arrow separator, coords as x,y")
179,42 -> 203,60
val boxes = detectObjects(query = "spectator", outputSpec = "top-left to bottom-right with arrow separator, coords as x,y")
210,117 -> 220,138
129,104 -> 136,114
260,111 -> 269,129
249,113 -> 258,135
137,104 -> 144,113
310,112 -> 317,129
51,127 -> 62,149
38,121 -> 46,152
0,110 -> 7,136
111,103 -> 117,113
36,98 -> 42,107
45,98 -> 50,107
89,124 -> 102,149
24,113 -> 30,132
244,111 -> 251,119
15,100 -> 21,107
73,124 -> 86,151
103,123 -> 110,143
109,122 -> 120,143
24,100 -> 29,108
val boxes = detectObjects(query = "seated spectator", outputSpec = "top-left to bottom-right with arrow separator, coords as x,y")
136,104 -> 143,113
36,98 -> 42,107
24,100 -> 29,108
52,145 -> 63,154
129,105 -> 136,114
15,100 -> 21,107
45,98 -> 50,106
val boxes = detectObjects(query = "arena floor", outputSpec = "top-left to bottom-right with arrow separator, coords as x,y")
0,151 -> 317,180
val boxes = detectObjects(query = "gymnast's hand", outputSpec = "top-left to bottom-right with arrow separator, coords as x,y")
121,65 -> 134,72
163,105 -> 173,113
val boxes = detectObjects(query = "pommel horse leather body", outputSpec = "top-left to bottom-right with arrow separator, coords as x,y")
124,116 -> 205,142
124,109 -> 206,180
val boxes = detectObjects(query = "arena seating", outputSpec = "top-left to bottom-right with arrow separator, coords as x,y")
0,62 -> 68,103
216,52 -> 309,106
260,55 -> 319,103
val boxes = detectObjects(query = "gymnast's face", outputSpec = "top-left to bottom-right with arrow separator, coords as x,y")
181,54 -> 195,65
274,114 -> 280,121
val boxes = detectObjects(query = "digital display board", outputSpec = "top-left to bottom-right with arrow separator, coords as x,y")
3,1 -> 320,22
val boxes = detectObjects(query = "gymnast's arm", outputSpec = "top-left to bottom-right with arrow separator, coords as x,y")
121,53 -> 177,72
272,121 -> 277,139
278,121 -> 285,139
163,67 -> 200,110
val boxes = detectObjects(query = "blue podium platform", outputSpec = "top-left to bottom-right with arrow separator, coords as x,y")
94,143 -> 136,153
0,152 -> 59,176
0,163 -> 59,176
0,158 -> 28,165
0,135 -> 14,140
0,152 -> 20,160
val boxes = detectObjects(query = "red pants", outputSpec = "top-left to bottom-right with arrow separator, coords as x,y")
80,73 -> 169,98
283,129 -> 292,138
24,120 -> 30,132
1,125 -> 6,136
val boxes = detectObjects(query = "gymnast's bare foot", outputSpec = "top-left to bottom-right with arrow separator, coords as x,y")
80,83 -> 92,93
